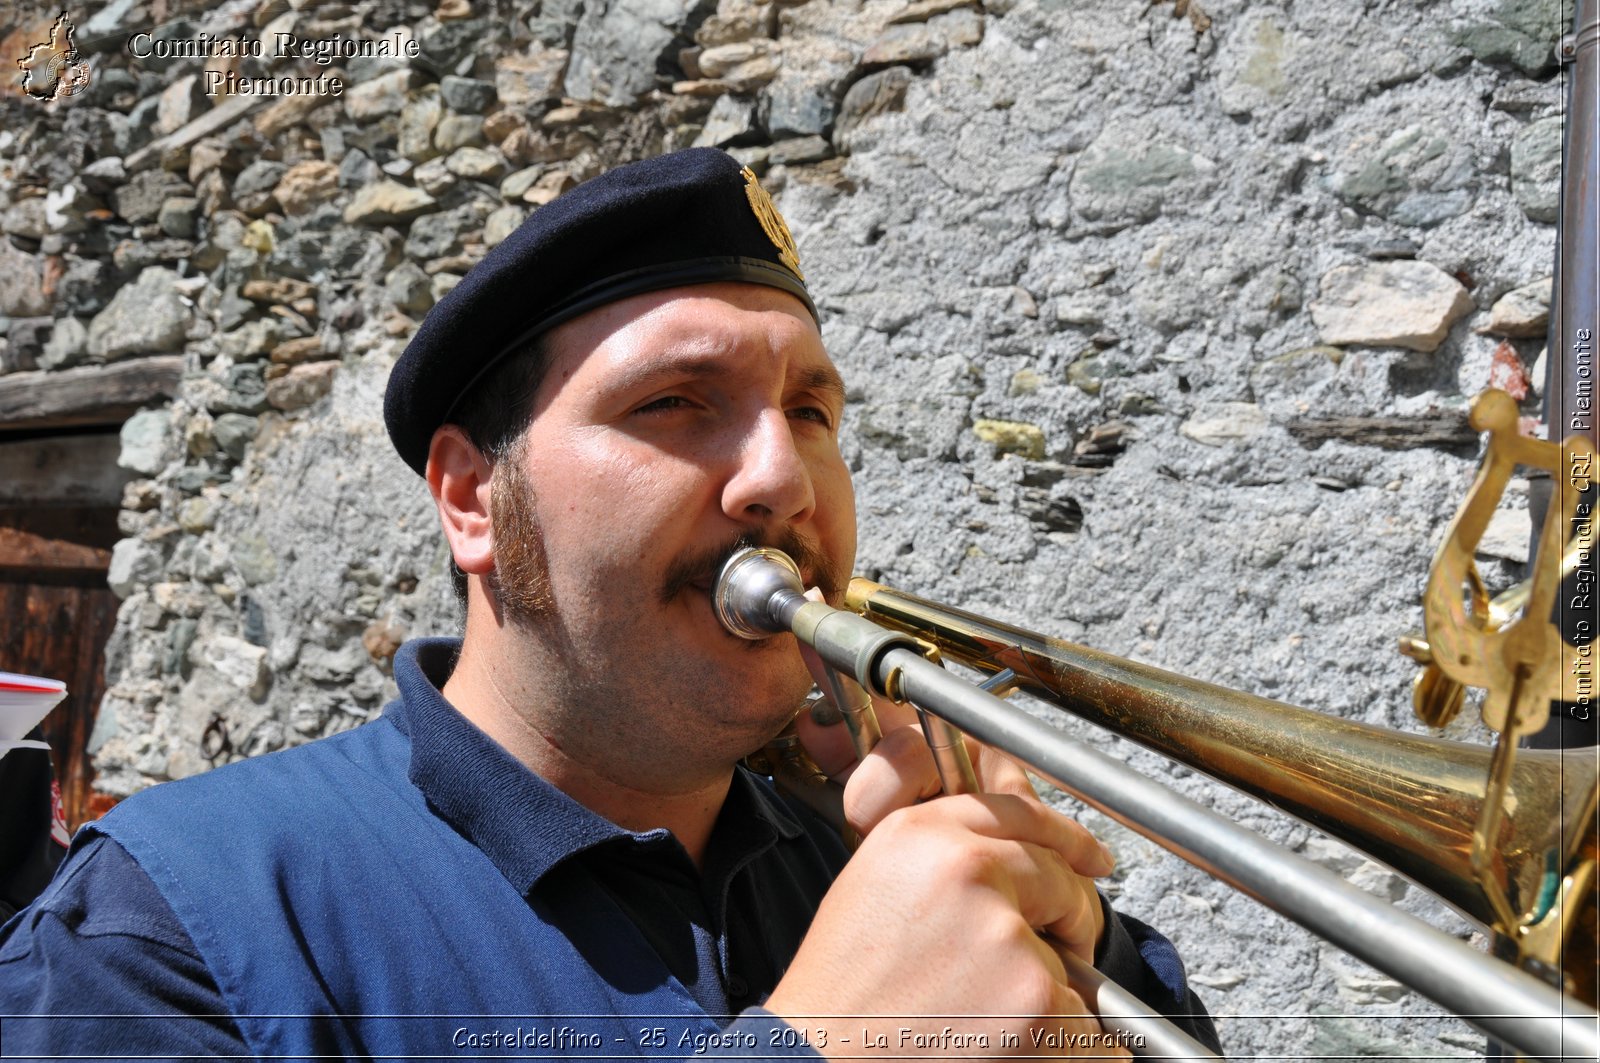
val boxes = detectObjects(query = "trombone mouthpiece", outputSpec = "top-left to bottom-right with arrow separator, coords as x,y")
714,547 -> 806,639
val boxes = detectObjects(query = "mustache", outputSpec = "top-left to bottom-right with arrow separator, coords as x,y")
659,530 -> 843,608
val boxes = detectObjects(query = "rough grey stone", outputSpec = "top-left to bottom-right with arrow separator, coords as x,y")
858,399 -> 964,461
164,619 -> 198,675
1491,78 -> 1562,116
220,319 -> 287,361
1309,261 -> 1474,352
343,181 -> 438,226
386,261 -> 435,314
177,495 -> 217,534
209,414 -> 256,461
158,197 -> 199,239
214,363 -> 270,415
113,238 -> 197,274
3,318 -> 50,370
414,159 -> 457,197
110,169 -> 192,225
56,257 -> 118,317
1070,123 -> 1216,225
233,161 -> 288,215
565,1 -> 698,106
761,79 -> 837,138
415,16 -> 501,77
117,409 -> 172,476
87,267 -> 191,360
1511,116 -> 1563,223
833,66 -> 913,153
1179,402 -> 1269,447
38,316 -> 89,370
441,76 -> 497,113
1,198 -> 47,240
267,362 -> 338,412
339,150 -> 382,190
79,156 -> 127,192
0,240 -> 52,317
249,221 -> 363,280
767,135 -> 833,165
232,532 -> 279,586
344,69 -> 417,121
404,205 -> 479,260
193,635 -> 269,698
435,115 -> 487,153
1454,24 -> 1552,76
496,48 -> 570,107
1326,126 -> 1475,228
484,205 -> 527,247
398,89 -> 444,163
500,166 -> 545,200
444,147 -> 507,180
1452,0 -> 1560,76
529,0 -> 584,44
694,95 -> 758,147
1484,277 -> 1551,337
108,538 -> 165,599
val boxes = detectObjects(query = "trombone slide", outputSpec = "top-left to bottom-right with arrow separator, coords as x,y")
715,547 -> 1600,1062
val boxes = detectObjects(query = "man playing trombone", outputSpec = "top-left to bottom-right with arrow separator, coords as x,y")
0,149 -> 1220,1059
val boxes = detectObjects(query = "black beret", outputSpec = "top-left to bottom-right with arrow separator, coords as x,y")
384,147 -> 816,476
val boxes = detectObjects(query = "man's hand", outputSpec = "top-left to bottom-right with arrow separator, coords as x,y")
762,642 -> 1123,1058
792,641 -> 1108,960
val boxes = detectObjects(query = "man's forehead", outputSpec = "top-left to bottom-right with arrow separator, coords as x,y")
569,280 -> 818,336
547,284 -> 843,396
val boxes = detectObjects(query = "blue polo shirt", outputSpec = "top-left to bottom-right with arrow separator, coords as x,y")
0,639 -> 1218,1057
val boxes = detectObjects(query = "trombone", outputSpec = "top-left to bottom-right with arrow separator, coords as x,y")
713,392 -> 1598,1061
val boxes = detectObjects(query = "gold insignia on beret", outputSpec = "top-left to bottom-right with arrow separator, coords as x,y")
740,166 -> 804,281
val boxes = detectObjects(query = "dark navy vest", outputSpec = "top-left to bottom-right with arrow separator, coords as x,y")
91,714 -> 725,1061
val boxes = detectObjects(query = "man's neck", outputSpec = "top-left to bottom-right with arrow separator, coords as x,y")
442,630 -> 733,868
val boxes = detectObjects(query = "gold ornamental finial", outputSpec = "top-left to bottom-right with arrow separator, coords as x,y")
740,166 -> 804,281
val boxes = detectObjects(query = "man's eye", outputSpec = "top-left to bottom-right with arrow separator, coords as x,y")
791,406 -> 833,429
636,396 -> 694,413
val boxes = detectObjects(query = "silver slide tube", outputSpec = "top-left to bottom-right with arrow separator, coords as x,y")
714,548 -> 1600,1061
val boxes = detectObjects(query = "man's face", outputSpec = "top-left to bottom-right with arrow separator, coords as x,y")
491,282 -> 855,763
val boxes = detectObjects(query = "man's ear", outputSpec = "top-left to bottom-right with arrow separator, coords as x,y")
427,425 -> 496,576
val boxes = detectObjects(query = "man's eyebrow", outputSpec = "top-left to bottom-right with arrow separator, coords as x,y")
798,365 -> 847,403
607,349 -> 848,402
607,349 -> 731,392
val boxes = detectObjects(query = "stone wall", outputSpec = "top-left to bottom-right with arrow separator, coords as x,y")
0,0 -> 1568,1054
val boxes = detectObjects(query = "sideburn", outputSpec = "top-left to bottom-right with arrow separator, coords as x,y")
488,455 -> 555,624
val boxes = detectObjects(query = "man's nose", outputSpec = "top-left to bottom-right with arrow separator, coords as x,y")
723,409 -> 816,527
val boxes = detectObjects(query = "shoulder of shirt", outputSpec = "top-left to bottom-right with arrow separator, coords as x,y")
97,713 -> 412,827
0,833 -> 194,954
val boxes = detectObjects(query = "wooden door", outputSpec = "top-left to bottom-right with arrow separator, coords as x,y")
1,577 -> 120,828
0,430 -> 129,830
0,528 -> 119,830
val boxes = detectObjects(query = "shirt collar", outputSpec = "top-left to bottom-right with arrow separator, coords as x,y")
385,638 -> 804,895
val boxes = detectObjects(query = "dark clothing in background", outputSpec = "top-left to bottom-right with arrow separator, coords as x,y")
0,728 -> 66,921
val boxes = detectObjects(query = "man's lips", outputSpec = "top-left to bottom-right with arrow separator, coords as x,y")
662,532 -> 836,607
